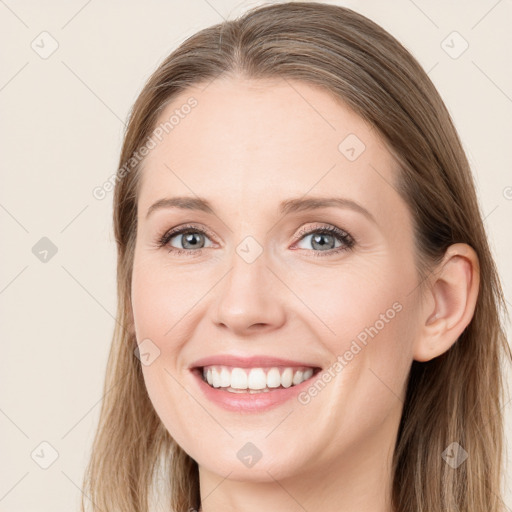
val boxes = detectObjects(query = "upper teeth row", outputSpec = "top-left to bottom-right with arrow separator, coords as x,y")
202,366 -> 314,390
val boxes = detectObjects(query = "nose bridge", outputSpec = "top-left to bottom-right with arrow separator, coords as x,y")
212,237 -> 286,333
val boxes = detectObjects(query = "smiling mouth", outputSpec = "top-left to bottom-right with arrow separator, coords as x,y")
196,365 -> 321,394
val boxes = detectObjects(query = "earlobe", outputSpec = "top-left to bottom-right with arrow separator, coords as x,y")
413,243 -> 480,362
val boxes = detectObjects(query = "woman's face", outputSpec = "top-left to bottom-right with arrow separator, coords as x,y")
131,77 -> 424,482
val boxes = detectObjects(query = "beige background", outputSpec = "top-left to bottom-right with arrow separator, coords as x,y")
1,0 -> 511,510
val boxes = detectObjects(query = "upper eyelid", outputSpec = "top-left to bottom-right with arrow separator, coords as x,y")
294,223 -> 351,238
164,223 -> 217,241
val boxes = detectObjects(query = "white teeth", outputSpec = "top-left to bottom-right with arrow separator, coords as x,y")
281,368 -> 293,388
201,365 -> 317,392
219,367 -> 231,387
266,367 -> 281,388
211,367 -> 221,388
247,368 -> 267,389
231,368 -> 248,389
292,370 -> 303,385
303,368 -> 313,380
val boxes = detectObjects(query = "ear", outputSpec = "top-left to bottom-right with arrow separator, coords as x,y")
413,243 -> 480,362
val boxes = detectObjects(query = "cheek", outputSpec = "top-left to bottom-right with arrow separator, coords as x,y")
131,264 -> 199,444
290,258 -> 401,341
302,257 -> 416,385
131,262 -> 185,342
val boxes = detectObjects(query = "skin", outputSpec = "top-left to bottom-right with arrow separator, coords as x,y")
130,76 -> 480,512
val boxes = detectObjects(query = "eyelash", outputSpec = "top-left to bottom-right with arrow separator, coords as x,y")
156,223 -> 355,258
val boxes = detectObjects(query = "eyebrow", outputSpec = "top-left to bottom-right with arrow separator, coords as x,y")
145,196 -> 376,223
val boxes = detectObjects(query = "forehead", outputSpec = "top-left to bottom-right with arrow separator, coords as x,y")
138,76 -> 403,222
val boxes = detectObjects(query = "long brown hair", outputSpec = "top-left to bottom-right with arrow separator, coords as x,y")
81,3 -> 511,511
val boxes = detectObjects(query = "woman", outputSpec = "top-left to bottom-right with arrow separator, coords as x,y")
81,2 -> 511,511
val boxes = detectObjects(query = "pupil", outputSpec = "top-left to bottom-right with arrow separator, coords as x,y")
184,233 -> 202,249
312,234 -> 333,250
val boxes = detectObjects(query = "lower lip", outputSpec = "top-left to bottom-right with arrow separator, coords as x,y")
191,369 -> 318,413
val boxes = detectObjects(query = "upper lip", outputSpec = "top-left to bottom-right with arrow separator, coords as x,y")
190,354 -> 321,369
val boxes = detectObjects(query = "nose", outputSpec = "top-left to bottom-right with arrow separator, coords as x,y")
211,249 -> 287,336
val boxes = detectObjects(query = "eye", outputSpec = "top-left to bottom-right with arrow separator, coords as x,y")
156,223 -> 355,257
293,224 -> 355,257
157,224 -> 215,256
